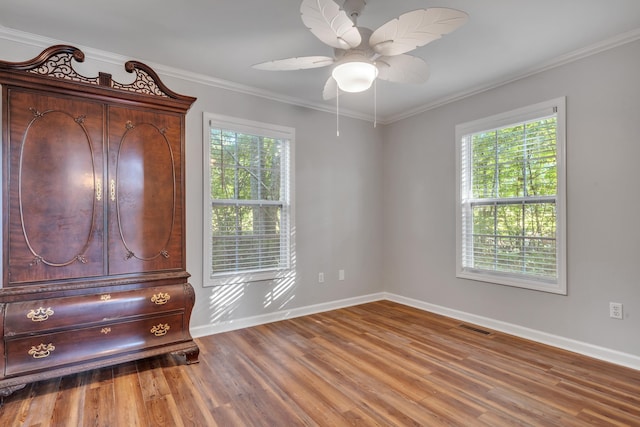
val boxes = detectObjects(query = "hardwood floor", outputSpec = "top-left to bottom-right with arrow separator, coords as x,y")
1,300 -> 639,426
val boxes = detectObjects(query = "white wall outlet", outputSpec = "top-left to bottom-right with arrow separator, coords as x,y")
339,269 -> 345,281
609,302 -> 623,319
318,272 -> 325,283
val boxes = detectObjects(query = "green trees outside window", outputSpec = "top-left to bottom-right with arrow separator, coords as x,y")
466,117 -> 558,279
208,128 -> 289,276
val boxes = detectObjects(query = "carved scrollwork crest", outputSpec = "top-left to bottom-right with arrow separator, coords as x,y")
112,66 -> 169,98
26,50 -> 99,85
0,45 -> 196,104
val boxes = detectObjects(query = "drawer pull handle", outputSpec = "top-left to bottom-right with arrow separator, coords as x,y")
151,292 -> 171,305
26,307 -> 54,322
100,294 -> 111,301
150,323 -> 170,337
28,343 -> 56,359
101,327 -> 112,335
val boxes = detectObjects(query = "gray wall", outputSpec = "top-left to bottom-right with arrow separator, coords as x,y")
382,39 -> 640,356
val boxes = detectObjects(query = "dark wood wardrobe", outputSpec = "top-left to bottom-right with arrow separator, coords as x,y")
0,45 -> 199,398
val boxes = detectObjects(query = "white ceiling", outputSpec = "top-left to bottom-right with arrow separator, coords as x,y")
1,0 -> 640,123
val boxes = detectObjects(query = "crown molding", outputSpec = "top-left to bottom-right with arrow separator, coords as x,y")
386,27 -> 640,124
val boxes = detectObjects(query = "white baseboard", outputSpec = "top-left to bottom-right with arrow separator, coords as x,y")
190,292 -> 640,371
190,292 -> 386,338
384,293 -> 640,371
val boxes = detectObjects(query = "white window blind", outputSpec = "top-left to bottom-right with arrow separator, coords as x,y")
456,98 -> 566,294
203,113 -> 293,286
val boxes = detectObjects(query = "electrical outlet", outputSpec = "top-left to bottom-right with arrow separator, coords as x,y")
339,269 -> 345,281
318,272 -> 324,283
609,302 -> 623,319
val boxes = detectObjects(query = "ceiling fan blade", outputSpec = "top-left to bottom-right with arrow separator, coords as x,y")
376,55 -> 430,84
300,0 -> 362,49
253,56 -> 334,71
370,8 -> 469,56
323,76 -> 337,100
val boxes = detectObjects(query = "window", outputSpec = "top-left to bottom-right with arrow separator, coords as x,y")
456,98 -> 566,294
203,113 -> 293,286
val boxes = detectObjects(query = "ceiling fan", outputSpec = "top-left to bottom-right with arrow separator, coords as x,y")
253,0 -> 469,100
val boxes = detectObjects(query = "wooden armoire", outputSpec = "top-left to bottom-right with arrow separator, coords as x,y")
0,45 -> 199,398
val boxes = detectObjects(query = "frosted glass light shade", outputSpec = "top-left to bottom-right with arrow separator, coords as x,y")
331,61 -> 378,93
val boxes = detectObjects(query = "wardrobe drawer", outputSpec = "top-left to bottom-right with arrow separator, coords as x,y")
4,313 -> 186,376
4,284 -> 186,335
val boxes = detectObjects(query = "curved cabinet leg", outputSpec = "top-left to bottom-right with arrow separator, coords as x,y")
184,346 -> 200,365
173,343 -> 200,365
0,383 -> 27,406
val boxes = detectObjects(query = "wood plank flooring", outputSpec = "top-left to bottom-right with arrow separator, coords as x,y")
1,300 -> 639,426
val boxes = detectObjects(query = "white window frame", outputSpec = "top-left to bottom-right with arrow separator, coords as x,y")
455,97 -> 567,294
202,112 -> 294,287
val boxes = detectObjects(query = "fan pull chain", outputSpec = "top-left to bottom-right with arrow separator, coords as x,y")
374,78 -> 377,128
336,85 -> 340,137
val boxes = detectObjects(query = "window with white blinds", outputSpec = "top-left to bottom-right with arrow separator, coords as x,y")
203,113 -> 293,286
456,98 -> 566,294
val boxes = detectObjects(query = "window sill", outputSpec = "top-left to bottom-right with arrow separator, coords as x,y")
204,268 -> 290,287
457,269 -> 566,295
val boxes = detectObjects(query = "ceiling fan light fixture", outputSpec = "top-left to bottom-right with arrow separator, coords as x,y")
254,1 -> 469,101
332,60 -> 378,93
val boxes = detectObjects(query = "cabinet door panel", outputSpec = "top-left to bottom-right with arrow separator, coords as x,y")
108,107 -> 184,274
7,90 -> 105,284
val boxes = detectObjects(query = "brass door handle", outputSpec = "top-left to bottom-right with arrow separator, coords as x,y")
96,178 -> 102,201
110,179 -> 116,201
